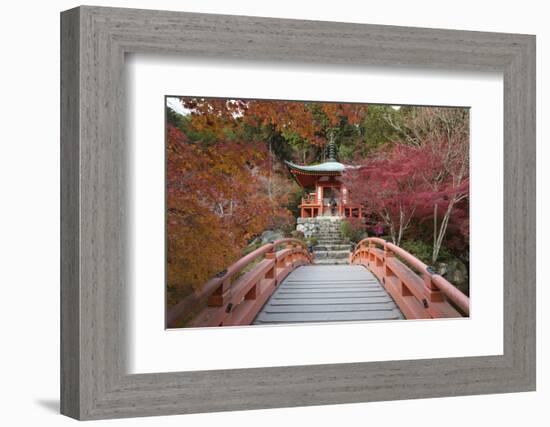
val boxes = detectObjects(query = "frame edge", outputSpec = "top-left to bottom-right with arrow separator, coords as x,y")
60,6 -> 81,420
62,6 -> 537,419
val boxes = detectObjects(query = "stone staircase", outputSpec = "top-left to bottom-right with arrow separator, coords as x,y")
309,218 -> 352,265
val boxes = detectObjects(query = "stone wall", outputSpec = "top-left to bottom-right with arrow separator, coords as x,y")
296,217 -> 342,239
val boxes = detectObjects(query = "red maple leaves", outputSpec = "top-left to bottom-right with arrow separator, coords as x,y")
344,107 -> 469,261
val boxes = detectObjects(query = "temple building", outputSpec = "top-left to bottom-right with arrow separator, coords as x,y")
285,139 -> 363,218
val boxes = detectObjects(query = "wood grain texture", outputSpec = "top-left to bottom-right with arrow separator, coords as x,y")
60,7 -> 80,419
60,6 -> 536,420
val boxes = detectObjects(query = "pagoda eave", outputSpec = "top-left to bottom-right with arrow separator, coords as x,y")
290,170 -> 340,188
285,160 -> 347,189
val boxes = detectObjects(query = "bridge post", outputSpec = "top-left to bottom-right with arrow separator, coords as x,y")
276,247 -> 287,269
265,250 -> 276,279
244,280 -> 258,301
368,242 -> 376,266
383,245 -> 394,279
286,242 -> 295,266
208,277 -> 231,307
422,273 -> 445,303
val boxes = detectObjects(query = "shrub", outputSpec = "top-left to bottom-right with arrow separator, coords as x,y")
290,229 -> 305,240
340,221 -> 351,242
400,239 -> 451,265
306,236 -> 319,247
281,220 -> 298,237
340,218 -> 367,243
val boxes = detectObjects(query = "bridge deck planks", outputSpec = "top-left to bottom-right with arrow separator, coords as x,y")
253,265 -> 404,325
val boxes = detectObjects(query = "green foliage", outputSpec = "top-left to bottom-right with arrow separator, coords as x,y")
336,105 -> 401,161
290,229 -> 305,240
340,221 -> 352,242
286,230 -> 317,248
306,236 -> 319,247
276,215 -> 296,237
285,188 -> 306,219
359,105 -> 401,153
399,239 -> 451,265
340,219 -> 367,243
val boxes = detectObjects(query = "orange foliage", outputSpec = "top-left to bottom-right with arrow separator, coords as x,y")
166,125 -> 292,306
181,98 -> 367,146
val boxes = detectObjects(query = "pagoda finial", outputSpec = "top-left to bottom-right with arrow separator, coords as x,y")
327,132 -> 337,161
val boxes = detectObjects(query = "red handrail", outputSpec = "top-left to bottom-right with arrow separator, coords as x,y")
350,237 -> 469,318
167,238 -> 312,328
301,193 -> 318,205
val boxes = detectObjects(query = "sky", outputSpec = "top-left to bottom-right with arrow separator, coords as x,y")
167,95 -> 402,116
166,97 -> 188,116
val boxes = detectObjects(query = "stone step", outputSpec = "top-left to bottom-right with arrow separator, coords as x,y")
317,240 -> 348,245
314,258 -> 350,265
313,244 -> 352,251
314,250 -> 350,259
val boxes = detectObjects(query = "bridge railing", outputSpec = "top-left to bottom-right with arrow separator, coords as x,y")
350,237 -> 470,319
167,238 -> 313,328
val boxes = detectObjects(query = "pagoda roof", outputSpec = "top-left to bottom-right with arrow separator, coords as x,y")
284,160 -> 348,174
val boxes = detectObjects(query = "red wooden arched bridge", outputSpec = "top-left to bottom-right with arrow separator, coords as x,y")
167,238 -> 470,328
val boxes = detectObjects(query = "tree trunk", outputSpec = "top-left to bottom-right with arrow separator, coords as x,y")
432,197 -> 459,263
432,204 -> 438,262
397,208 -> 404,246
267,138 -> 273,201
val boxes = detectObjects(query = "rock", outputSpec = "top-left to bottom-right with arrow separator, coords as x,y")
244,229 -> 286,255
249,236 -> 262,246
259,229 -> 285,244
296,218 -> 320,238
435,259 -> 469,296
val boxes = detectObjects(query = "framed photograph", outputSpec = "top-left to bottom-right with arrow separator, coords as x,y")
61,6 -> 535,420
165,97 -> 471,329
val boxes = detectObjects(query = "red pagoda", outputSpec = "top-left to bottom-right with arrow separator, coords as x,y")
285,139 -> 363,219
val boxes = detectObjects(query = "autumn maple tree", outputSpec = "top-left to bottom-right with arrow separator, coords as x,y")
345,145 -> 423,246
166,123 -> 291,306
344,107 -> 469,262
181,98 -> 367,145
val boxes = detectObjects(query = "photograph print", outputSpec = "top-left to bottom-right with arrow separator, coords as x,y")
165,97 -> 470,328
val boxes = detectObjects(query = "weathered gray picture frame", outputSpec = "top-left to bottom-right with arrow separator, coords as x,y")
60,5 -> 536,420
